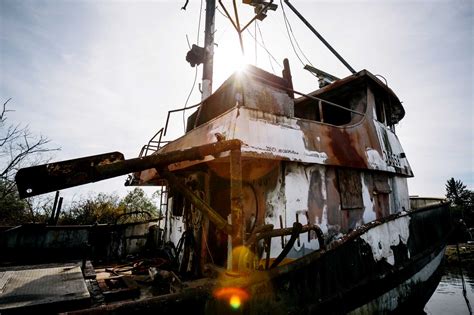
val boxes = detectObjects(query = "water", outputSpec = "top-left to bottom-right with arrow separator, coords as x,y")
424,266 -> 474,315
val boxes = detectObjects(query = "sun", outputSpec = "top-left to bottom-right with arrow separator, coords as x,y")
213,38 -> 252,84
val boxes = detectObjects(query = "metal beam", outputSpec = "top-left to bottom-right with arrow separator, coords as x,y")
283,0 -> 356,74
16,140 -> 242,198
159,169 -> 233,235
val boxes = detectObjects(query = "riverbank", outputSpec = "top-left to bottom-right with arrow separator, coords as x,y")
445,243 -> 474,268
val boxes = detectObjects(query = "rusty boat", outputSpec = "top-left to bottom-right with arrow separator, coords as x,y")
4,1 -> 452,314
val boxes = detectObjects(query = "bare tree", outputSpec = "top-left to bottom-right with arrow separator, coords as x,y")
0,98 -> 59,223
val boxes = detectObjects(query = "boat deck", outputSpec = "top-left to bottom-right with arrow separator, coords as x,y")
0,264 -> 90,313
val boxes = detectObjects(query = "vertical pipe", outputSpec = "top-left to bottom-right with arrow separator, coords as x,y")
279,215 -> 284,248
306,211 -> 311,242
202,0 -> 216,100
282,58 -> 294,98
296,213 -> 300,246
230,149 -> 243,261
200,174 -> 211,273
318,99 -> 324,123
54,197 -> 63,225
227,215 -> 233,270
49,191 -> 60,225
164,190 -> 170,242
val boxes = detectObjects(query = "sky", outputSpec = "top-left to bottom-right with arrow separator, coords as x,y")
0,0 -> 472,204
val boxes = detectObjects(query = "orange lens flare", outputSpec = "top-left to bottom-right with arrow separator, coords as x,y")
229,295 -> 241,309
213,287 -> 249,309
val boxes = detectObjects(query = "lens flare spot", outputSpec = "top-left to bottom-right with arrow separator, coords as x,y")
214,287 -> 249,310
229,294 -> 241,309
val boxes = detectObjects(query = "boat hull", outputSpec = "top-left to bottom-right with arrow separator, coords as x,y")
66,203 -> 451,315
349,246 -> 445,314
209,203 -> 450,314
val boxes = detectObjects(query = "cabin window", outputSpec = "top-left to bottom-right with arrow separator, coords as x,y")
373,90 -> 395,130
322,99 -> 352,125
337,169 -> 363,210
372,174 -> 391,218
375,97 -> 386,124
294,86 -> 366,126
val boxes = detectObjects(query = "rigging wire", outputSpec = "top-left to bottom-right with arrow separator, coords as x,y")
280,0 -> 305,67
185,34 -> 191,50
256,21 -> 277,73
182,0 -> 204,133
254,20 -> 258,65
214,10 -> 231,43
196,0 -> 203,45
218,4 -> 281,72
182,68 -> 199,133
245,28 -> 282,70
279,0 -> 318,79
280,0 -> 313,66
216,5 -> 227,19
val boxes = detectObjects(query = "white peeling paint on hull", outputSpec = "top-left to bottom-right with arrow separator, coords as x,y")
349,246 -> 446,314
360,215 -> 411,266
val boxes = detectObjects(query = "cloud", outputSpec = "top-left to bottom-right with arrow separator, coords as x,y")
1,0 -> 472,203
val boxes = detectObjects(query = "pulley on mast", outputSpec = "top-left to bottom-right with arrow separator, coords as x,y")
243,0 -> 278,21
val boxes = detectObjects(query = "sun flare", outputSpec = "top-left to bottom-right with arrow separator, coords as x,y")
214,41 -> 252,83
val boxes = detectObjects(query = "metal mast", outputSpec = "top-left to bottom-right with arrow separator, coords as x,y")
201,0 -> 216,100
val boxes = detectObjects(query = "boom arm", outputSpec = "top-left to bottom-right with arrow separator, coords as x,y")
15,140 -> 242,199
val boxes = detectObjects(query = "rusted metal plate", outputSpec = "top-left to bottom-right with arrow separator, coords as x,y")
0,266 -> 90,312
337,169 -> 363,210
137,107 -> 412,186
